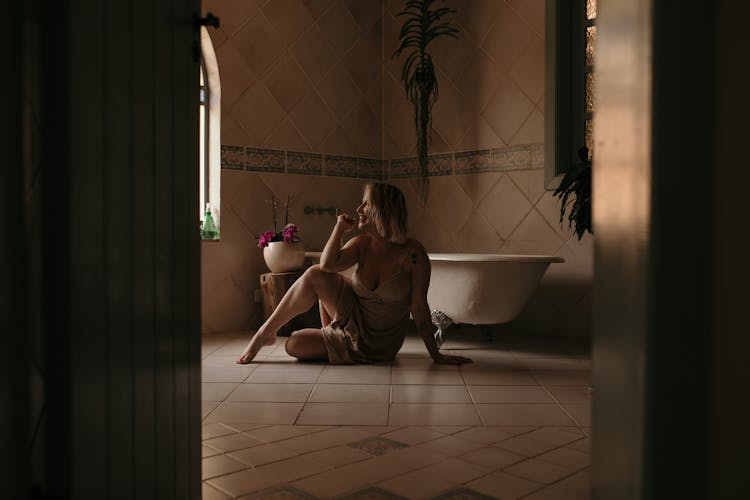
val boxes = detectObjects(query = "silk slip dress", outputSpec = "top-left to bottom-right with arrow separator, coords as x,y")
320,268 -> 412,364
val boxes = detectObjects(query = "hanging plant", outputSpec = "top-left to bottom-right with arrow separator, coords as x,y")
554,146 -> 593,240
393,0 -> 458,198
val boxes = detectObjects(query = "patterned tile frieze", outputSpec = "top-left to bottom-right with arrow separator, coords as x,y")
226,143 -> 544,178
455,149 -> 493,174
390,157 -> 420,179
324,154 -> 358,178
246,147 -> 285,173
427,153 -> 454,176
287,151 -> 323,175
358,158 -> 385,180
220,145 -> 244,170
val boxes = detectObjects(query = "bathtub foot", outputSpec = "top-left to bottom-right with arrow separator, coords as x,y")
431,310 -> 454,348
482,325 -> 494,342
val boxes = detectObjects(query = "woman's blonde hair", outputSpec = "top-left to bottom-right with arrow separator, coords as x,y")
365,183 -> 408,244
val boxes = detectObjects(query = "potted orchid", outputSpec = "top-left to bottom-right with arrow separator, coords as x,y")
258,196 -> 304,273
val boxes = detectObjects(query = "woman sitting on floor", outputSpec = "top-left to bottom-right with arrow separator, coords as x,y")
237,182 -> 471,365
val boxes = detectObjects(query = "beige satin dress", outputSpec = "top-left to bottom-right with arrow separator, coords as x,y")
321,269 -> 412,364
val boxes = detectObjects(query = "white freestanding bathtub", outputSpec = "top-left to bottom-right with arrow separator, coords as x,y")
427,253 -> 564,343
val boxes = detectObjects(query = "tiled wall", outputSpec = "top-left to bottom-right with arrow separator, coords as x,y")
202,0 -> 382,158
201,0 -> 592,338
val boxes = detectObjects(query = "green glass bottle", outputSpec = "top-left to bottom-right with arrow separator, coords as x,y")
201,203 -> 219,240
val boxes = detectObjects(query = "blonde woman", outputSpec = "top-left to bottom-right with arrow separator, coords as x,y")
237,183 -> 471,365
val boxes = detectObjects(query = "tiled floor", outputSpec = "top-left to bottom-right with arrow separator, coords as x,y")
202,329 -> 592,499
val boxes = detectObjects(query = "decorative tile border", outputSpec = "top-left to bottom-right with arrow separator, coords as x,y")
220,145 -> 244,170
358,158 -> 384,180
427,153 -> 453,176
455,149 -> 493,174
245,147 -> 285,173
287,151 -> 323,175
324,155 -> 358,177
223,143 -> 543,178
389,157 -> 420,179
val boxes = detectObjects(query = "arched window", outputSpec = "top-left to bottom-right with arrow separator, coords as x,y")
199,26 -> 221,236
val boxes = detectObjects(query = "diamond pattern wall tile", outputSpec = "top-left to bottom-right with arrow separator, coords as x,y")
291,25 -> 338,85
431,22 -> 478,86
509,0 -> 546,38
425,177 -> 474,236
233,83 -> 286,145
318,1 -> 363,57
507,169 -> 546,205
478,175 -> 533,239
432,74 -> 474,150
302,0 -> 335,20
384,105 -> 418,158
264,57 -> 310,114
341,103 -> 380,157
344,24 -> 381,93
262,0 -> 316,46
319,63 -> 362,119
481,2 -> 535,70
382,14 -> 403,80
482,74 -> 535,144
454,172 -> 503,207
536,190 -> 572,239
510,37 -> 545,104
232,13 -> 287,77
458,118 -> 506,152
202,0 -> 261,37
457,51 -> 503,115
220,114 -> 249,146
322,126 -> 357,157
511,109 -> 545,146
455,0 -> 504,42
289,93 -> 338,151
346,0 -> 381,32
503,208 -> 565,255
215,41 -> 259,107
264,120 -> 310,152
453,214 -> 504,253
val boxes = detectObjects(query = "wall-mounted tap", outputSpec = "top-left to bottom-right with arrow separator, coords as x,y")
304,205 -> 339,216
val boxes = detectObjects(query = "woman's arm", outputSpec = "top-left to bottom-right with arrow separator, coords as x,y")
409,242 -> 472,365
319,214 -> 360,273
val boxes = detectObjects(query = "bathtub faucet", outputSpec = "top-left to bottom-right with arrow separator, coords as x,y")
304,205 -> 339,216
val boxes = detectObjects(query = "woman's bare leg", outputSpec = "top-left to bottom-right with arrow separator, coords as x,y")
237,265 -> 342,363
285,329 -> 328,361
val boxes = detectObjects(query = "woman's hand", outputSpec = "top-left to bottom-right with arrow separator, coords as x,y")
336,213 -> 357,233
432,353 -> 473,365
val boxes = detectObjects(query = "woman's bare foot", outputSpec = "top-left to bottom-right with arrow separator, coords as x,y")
236,329 -> 276,364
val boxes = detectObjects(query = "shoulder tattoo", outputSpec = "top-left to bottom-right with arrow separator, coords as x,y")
410,252 -> 418,264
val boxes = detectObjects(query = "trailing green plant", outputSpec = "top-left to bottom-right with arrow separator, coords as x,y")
554,146 -> 593,240
393,0 -> 458,198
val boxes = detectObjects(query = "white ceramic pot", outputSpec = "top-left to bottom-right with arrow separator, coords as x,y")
263,241 -> 305,273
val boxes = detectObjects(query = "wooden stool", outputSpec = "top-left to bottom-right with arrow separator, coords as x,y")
260,271 -> 320,336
